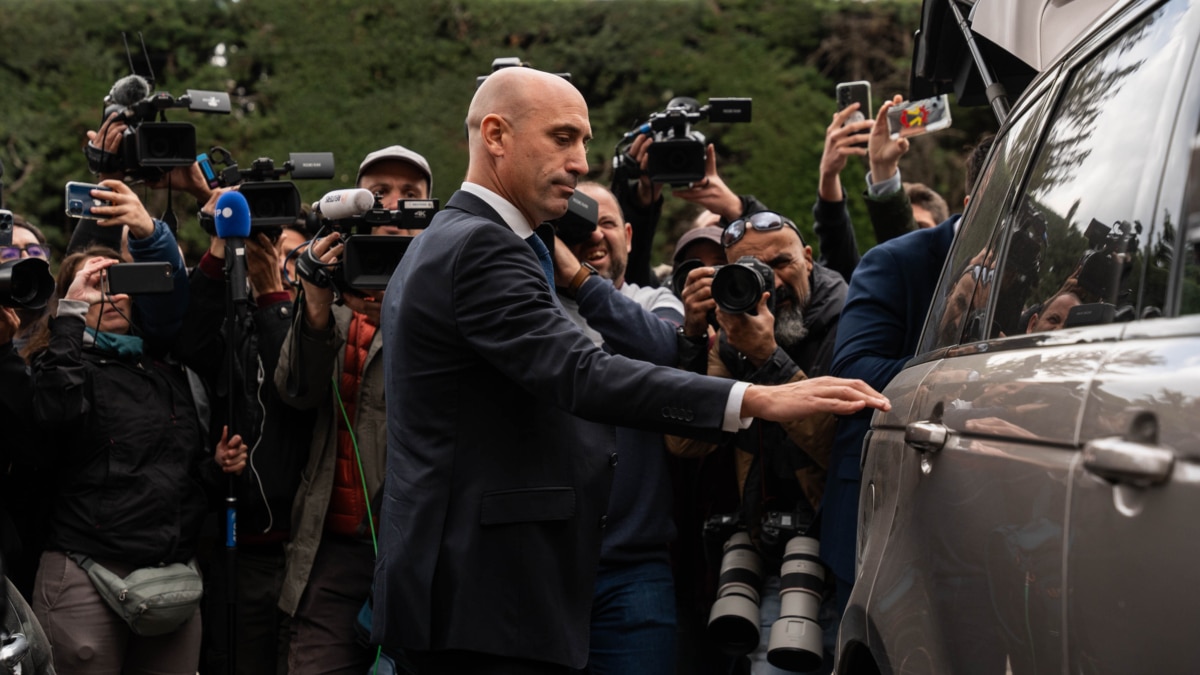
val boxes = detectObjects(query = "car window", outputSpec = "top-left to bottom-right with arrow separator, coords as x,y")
919,90 -> 1051,353
992,1 -> 1193,336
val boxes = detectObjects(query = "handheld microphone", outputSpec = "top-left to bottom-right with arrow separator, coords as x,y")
314,188 -> 375,221
215,191 -> 252,303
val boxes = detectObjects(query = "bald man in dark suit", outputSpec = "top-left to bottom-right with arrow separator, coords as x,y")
373,67 -> 889,674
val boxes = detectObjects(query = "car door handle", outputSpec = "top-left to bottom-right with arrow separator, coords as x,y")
905,421 -> 948,454
1082,436 -> 1174,487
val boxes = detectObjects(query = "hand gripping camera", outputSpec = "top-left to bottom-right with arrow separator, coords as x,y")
614,97 -> 752,187
0,211 -> 53,311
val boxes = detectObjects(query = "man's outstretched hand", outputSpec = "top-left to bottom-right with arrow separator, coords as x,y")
741,376 -> 891,422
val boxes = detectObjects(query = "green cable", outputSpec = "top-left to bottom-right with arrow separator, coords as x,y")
331,375 -> 385,673
331,375 -> 379,555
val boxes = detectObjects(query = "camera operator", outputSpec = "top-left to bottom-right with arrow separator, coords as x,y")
273,145 -> 432,673
668,210 -> 848,673
175,186 -> 315,675
2,216 -> 52,353
23,185 -> 246,672
549,182 -> 684,675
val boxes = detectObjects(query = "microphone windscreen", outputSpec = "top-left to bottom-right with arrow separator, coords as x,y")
107,74 -> 152,108
314,188 -> 375,221
215,191 -> 252,239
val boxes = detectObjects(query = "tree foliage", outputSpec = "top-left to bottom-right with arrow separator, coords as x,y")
0,0 -> 993,266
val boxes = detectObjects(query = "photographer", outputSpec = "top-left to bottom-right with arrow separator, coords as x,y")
176,187 -> 314,675
668,211 -> 847,673
274,145 -> 432,673
23,189 -> 245,673
551,182 -> 684,675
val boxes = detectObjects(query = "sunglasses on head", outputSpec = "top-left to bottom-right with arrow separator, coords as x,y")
0,244 -> 49,262
722,212 -> 804,249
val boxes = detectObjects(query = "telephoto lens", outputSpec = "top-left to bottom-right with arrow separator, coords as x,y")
707,531 -> 763,655
766,536 -> 825,672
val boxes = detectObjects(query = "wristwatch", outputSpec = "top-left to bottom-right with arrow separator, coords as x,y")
564,263 -> 599,299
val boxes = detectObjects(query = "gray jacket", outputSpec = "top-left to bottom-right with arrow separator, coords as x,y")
274,304 -> 387,616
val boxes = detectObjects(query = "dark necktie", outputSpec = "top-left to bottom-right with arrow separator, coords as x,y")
526,234 -> 554,287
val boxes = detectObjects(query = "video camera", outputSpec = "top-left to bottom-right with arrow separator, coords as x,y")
1075,218 -> 1141,303
199,148 -> 335,233
295,188 -> 439,297
615,97 -> 752,187
87,35 -> 231,183
550,189 -> 598,247
0,211 -> 54,311
476,56 -> 572,89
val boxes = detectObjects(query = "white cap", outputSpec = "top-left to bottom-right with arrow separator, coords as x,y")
356,145 -> 433,194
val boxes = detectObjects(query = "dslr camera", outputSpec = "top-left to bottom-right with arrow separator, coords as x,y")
0,211 -> 54,311
711,256 -> 775,315
616,97 -> 752,186
296,188 -> 439,297
199,148 -> 335,234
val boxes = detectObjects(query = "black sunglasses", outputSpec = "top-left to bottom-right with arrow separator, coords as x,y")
722,212 -> 804,249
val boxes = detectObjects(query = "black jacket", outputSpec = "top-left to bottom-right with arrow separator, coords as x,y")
176,262 -> 312,538
30,314 -> 213,566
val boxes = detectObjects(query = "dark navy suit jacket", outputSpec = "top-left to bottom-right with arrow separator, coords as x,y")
821,216 -> 958,584
372,190 -> 733,668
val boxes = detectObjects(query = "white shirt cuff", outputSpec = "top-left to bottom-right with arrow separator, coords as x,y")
722,381 -> 753,432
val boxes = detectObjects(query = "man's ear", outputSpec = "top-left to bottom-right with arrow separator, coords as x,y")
623,222 -> 633,254
803,245 -> 814,265
480,113 -> 509,157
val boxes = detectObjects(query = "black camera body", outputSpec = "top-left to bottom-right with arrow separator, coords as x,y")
624,97 -> 753,187
0,210 -> 54,310
1076,218 -> 1141,302
711,256 -> 775,316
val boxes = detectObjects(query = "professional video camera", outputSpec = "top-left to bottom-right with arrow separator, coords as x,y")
614,97 -> 752,187
295,188 -> 439,297
550,189 -> 598,247
1075,218 -> 1141,303
0,210 -> 53,311
87,35 -> 231,183
199,148 -> 335,233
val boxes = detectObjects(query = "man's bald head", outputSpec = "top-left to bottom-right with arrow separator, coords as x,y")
467,68 -> 584,143
465,68 -> 592,227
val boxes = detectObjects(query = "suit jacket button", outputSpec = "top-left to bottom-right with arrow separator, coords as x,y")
609,453 -> 619,467
599,515 -> 608,529
684,411 -> 694,422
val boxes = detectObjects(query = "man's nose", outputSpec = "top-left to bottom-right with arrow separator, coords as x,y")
566,142 -> 588,176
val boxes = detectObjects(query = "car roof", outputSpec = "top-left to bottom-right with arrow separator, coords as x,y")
911,0 -> 1138,114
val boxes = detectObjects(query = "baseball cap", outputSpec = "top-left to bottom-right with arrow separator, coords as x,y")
356,145 -> 433,194
672,226 -> 725,265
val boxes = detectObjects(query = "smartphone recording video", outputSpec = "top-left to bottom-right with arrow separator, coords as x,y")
64,181 -> 114,220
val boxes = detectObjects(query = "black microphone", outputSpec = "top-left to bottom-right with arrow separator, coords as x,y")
214,191 -> 252,304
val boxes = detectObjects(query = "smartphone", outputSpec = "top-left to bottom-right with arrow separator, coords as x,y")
886,94 -> 953,140
65,181 -> 114,220
836,81 -> 872,124
104,262 -> 174,295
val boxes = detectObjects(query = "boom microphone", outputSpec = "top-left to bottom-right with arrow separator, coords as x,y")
314,188 -> 375,221
215,191 -> 252,304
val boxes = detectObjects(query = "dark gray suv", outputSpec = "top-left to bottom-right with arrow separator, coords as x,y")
838,0 -> 1200,672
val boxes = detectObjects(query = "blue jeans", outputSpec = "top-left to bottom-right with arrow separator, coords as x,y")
576,560 -> 677,675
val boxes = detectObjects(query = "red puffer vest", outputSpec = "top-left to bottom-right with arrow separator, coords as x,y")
324,312 -> 377,538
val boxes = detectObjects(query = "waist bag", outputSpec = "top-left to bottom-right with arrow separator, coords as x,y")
67,552 -> 203,636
